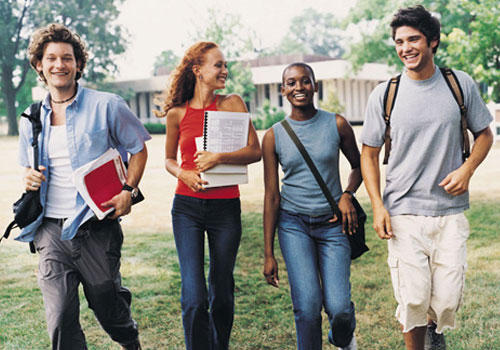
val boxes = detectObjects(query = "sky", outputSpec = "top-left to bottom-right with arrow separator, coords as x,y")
114,0 -> 355,80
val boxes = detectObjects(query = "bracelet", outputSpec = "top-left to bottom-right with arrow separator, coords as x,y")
343,190 -> 355,198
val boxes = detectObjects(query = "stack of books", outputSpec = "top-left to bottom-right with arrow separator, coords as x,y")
196,111 -> 251,188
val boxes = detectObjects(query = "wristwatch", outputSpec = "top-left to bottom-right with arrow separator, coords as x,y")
122,184 -> 139,199
343,190 -> 356,198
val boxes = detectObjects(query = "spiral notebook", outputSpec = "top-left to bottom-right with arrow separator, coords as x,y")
198,111 -> 251,187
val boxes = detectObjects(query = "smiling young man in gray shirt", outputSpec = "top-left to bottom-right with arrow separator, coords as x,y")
360,5 -> 493,350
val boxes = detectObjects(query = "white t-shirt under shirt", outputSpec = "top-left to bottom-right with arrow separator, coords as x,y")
45,125 -> 77,218
360,67 -> 493,217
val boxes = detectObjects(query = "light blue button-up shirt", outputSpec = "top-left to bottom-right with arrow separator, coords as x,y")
17,84 -> 151,242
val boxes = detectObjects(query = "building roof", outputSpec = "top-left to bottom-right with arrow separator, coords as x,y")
111,55 -> 394,91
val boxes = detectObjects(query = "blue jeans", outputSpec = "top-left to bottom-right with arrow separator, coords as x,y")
171,194 -> 242,350
278,209 -> 356,349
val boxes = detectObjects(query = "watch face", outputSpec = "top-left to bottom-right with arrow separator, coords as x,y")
131,188 -> 139,198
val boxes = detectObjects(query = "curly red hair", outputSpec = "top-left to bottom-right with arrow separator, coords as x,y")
155,41 -> 219,117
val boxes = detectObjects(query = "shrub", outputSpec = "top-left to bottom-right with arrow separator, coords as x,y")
253,99 -> 286,130
143,122 -> 166,134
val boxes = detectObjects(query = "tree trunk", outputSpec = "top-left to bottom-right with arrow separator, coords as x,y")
1,63 -> 19,136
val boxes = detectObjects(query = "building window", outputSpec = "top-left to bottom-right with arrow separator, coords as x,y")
154,91 -> 161,110
135,93 -> 141,118
265,84 -> 270,100
278,84 -> 283,107
318,80 -> 323,101
145,92 -> 151,119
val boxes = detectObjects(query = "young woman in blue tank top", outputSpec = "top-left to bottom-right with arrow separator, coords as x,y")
262,63 -> 362,350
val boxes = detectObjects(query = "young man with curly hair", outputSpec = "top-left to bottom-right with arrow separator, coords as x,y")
18,23 -> 150,350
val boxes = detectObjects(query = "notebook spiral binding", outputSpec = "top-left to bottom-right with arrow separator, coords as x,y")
203,111 -> 208,151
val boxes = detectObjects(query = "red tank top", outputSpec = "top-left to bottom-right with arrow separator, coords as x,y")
175,96 -> 240,199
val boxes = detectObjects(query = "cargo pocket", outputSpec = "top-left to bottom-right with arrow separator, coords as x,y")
388,256 -> 404,306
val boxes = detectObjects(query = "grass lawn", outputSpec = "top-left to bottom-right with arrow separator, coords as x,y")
0,200 -> 498,349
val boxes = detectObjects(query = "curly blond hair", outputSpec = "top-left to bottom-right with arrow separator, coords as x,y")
28,23 -> 88,83
154,41 -> 219,117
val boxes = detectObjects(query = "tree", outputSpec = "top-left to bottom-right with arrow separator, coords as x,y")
345,0 -> 500,101
153,49 -> 180,76
192,9 -> 256,103
253,99 -> 286,130
319,91 -> 344,115
439,0 -> 499,100
262,8 -> 346,57
0,0 -> 127,135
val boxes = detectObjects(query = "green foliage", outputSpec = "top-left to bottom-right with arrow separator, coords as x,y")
0,93 -> 5,117
142,122 -> 166,135
0,0 -> 128,135
261,36 -> 307,57
319,91 -> 344,114
253,99 -> 286,130
15,70 -> 37,115
221,61 -> 255,103
439,0 -> 500,101
261,8 -> 345,57
345,0 -> 500,101
153,49 -> 180,76
193,9 -> 255,60
192,9 -> 256,103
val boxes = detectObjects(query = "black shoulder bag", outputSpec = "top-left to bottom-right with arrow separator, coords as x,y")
280,118 -> 369,259
2,102 -> 43,253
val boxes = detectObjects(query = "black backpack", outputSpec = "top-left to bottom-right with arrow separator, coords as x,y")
2,102 -> 43,253
381,67 -> 469,164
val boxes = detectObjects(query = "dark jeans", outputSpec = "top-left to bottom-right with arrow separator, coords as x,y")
171,194 -> 242,350
34,218 -> 139,350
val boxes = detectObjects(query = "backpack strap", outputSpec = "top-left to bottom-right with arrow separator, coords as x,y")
381,68 -> 469,164
2,221 -> 18,243
440,67 -> 470,161
1,220 -> 36,253
21,101 -> 43,171
381,74 -> 401,164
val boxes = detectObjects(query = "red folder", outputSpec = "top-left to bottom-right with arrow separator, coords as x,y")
83,158 -> 126,212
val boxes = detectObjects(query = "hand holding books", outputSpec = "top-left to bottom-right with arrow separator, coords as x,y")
72,148 -> 144,220
193,150 -> 221,173
195,111 -> 251,188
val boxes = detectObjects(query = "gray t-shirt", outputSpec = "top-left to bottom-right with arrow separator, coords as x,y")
361,67 -> 493,216
273,109 -> 342,216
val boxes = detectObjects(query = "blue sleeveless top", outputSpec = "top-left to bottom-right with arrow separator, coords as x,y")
273,109 -> 342,216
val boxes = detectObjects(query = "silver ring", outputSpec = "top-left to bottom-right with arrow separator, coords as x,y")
32,182 -> 38,187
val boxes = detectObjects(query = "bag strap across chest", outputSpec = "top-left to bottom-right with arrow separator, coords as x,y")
280,118 -> 342,219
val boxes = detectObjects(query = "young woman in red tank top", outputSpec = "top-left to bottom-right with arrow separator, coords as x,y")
156,42 -> 261,350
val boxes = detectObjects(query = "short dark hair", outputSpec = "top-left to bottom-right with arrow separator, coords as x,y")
282,62 -> 316,84
390,5 -> 441,54
29,23 -> 88,83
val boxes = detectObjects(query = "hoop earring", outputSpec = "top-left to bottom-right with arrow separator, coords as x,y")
198,75 -> 203,81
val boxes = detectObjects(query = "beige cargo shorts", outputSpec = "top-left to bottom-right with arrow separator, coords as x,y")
387,213 -> 469,333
